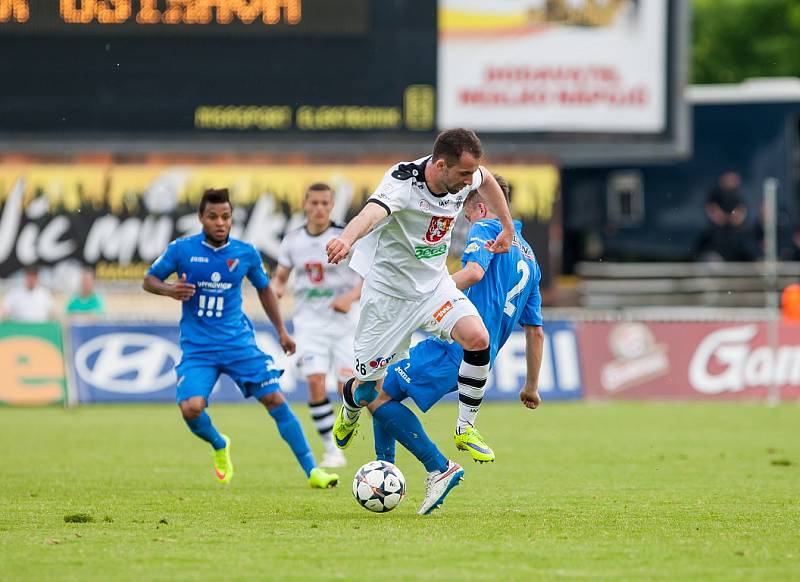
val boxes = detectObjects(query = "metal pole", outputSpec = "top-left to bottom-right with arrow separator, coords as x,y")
763,178 -> 780,407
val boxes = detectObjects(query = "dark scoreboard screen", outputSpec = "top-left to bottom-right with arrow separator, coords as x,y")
0,0 -> 437,134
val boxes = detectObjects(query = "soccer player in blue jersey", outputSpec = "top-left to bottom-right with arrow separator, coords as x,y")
362,175 -> 544,513
143,188 -> 339,489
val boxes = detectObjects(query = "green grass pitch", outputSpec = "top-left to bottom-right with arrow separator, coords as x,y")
1,402 -> 798,581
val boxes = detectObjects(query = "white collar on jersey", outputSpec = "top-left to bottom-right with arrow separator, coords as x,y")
202,239 -> 230,251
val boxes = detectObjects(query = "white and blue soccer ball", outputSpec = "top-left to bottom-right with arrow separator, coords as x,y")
352,460 -> 406,513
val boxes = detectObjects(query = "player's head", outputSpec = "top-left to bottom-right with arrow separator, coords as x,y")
464,173 -> 510,224
24,266 -> 39,290
199,188 -> 232,246
303,182 -> 334,228
80,268 -> 96,297
431,128 -> 483,194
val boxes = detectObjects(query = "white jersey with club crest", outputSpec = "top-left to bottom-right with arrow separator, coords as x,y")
349,156 -> 483,300
278,223 -> 361,330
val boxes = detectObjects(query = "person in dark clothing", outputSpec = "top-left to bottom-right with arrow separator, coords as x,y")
695,172 -> 761,262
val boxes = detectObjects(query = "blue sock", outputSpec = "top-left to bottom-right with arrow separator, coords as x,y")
372,401 -> 448,474
269,402 -> 316,477
185,412 -> 226,451
373,416 -> 397,464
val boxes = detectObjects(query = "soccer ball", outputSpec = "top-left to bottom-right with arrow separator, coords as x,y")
352,460 -> 406,513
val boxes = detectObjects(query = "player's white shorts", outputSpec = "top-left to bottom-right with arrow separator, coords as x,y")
294,327 -> 355,383
354,276 -> 479,381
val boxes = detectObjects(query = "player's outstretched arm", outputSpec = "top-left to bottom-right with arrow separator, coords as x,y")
142,274 -> 196,301
519,324 -> 544,409
257,285 -> 296,355
271,265 -> 292,299
451,261 -> 485,291
477,169 -> 515,254
326,203 -> 388,264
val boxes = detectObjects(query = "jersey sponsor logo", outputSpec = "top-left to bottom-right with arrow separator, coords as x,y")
304,261 -> 325,283
190,256 -> 209,263
418,200 -> 431,212
395,361 -> 412,384
424,216 -> 453,244
306,288 -> 335,299
260,376 -> 281,387
226,258 -> 239,272
438,199 -> 449,207
211,271 -> 221,282
414,243 -> 447,260
433,300 -> 454,322
197,294 -> 225,317
512,237 -> 535,260
197,280 -> 233,290
369,353 -> 397,369
74,333 -> 181,393
464,242 -> 480,254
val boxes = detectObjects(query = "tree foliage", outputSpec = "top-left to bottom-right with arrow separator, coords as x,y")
693,0 -> 800,84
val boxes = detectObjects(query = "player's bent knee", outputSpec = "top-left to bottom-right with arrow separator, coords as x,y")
452,316 -> 489,351
462,330 -> 489,352
179,397 -> 206,420
259,391 -> 286,410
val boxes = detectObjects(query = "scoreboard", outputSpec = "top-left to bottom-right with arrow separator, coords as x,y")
0,0 -> 688,165
0,0 -> 366,35
0,0 -> 437,134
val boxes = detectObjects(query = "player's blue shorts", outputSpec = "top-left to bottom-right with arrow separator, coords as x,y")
382,337 -> 462,413
175,345 -> 283,404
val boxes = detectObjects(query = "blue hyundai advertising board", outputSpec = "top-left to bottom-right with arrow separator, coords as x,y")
68,322 -> 582,403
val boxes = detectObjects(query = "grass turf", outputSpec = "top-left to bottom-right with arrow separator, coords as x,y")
1,402 -> 798,581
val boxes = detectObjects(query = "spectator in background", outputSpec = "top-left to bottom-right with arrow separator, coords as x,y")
65,268 -> 104,320
695,171 -> 761,262
1,266 -> 54,323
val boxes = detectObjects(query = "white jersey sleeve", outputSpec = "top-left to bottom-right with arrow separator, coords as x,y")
277,233 -> 293,268
367,169 -> 412,214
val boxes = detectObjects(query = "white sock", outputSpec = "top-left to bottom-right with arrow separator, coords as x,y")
456,359 -> 489,433
309,398 -> 335,446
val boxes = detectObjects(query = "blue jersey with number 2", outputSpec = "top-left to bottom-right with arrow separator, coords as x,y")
147,234 -> 269,355
461,218 -> 542,366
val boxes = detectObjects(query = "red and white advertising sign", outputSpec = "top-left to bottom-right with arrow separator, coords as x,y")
578,321 -> 800,400
437,0 -> 667,133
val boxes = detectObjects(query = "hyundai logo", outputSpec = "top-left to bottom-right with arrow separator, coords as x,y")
74,333 -> 181,393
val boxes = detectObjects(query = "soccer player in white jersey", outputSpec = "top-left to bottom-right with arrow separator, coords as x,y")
273,183 -> 362,468
327,128 -> 515,506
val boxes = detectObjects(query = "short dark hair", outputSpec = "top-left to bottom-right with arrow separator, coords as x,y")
493,174 -> 511,203
433,128 -> 483,166
304,182 -> 333,200
199,188 -> 232,215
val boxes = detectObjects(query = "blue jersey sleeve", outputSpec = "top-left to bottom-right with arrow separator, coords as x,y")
519,263 -> 543,327
147,241 -> 181,281
461,221 -> 496,272
246,245 -> 270,290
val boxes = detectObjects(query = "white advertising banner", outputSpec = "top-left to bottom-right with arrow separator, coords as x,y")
438,0 -> 668,133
